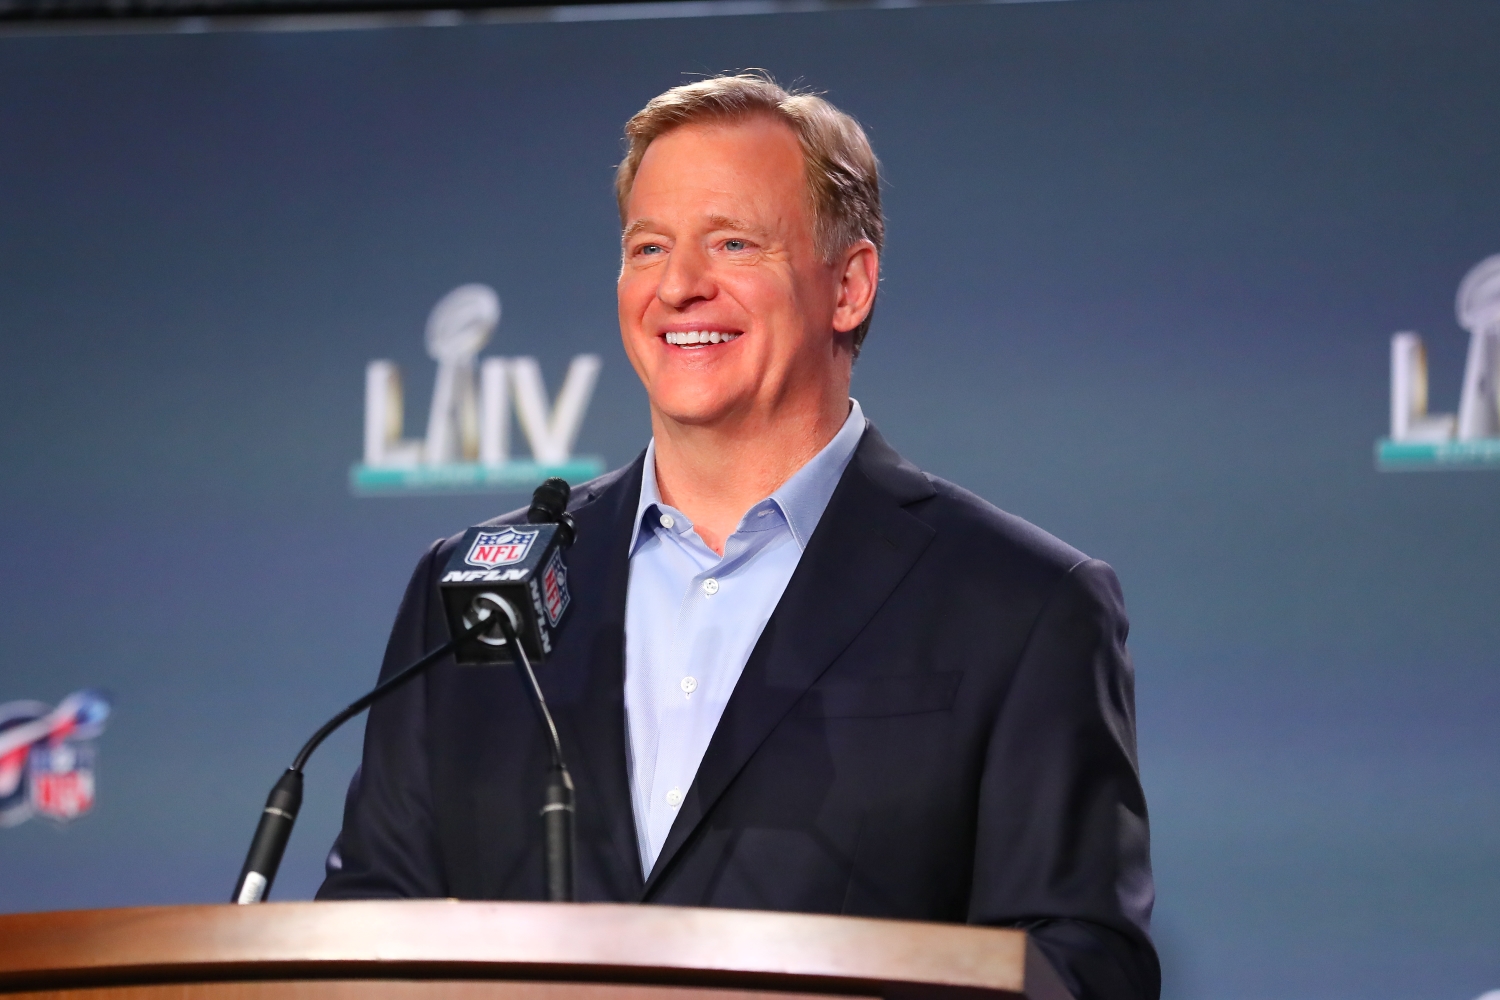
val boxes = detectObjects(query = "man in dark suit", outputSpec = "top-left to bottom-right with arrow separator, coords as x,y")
320,74 -> 1158,1000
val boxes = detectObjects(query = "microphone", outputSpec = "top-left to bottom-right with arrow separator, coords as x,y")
232,478 -> 579,905
436,476 -> 578,900
528,477 -> 576,545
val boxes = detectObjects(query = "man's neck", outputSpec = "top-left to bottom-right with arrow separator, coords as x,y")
651,395 -> 851,556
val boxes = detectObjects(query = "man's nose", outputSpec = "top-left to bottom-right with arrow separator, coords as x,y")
657,242 -> 716,309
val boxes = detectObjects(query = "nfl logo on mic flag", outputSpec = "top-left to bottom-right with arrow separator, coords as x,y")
466,527 -> 537,569
541,549 -> 570,627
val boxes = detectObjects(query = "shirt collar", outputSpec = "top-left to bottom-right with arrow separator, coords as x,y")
767,398 -> 865,549
630,398 -> 866,554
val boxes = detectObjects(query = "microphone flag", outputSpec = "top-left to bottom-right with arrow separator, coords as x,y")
438,523 -> 572,665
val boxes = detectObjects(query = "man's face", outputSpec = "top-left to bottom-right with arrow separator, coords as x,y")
618,115 -> 868,430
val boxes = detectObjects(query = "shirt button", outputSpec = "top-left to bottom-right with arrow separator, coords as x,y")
659,513 -> 675,529
665,787 -> 683,807
702,578 -> 719,596
680,676 -> 698,694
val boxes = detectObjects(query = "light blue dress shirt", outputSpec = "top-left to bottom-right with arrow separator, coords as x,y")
624,399 -> 867,876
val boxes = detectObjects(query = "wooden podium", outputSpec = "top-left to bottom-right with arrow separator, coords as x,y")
0,902 -> 1070,1000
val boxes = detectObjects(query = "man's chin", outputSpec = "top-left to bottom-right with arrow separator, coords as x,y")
650,390 -> 753,431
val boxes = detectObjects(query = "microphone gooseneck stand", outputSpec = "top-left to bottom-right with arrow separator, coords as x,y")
233,481 -> 578,906
486,605 -> 575,903
232,610 -> 491,905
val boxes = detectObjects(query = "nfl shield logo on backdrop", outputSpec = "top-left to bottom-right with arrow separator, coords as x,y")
0,689 -> 111,828
465,526 -> 538,569
28,741 -> 96,822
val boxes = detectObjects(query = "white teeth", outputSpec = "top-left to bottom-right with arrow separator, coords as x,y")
665,331 -> 740,346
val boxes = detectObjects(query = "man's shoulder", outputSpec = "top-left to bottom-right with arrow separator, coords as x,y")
884,467 -> 1130,653
853,424 -> 1091,584
909,472 -> 1092,580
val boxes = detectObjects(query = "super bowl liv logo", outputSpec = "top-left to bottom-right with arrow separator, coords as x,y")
1378,255 -> 1500,471
0,690 -> 111,827
352,284 -> 605,495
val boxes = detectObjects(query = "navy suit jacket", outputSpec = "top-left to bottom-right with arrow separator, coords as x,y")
319,424 -> 1158,1000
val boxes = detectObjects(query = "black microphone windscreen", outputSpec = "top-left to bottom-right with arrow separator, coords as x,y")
527,477 -> 571,524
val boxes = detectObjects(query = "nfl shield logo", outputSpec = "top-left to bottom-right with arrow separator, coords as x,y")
541,549 -> 570,626
29,742 -> 96,822
0,689 -> 110,828
465,526 -> 538,569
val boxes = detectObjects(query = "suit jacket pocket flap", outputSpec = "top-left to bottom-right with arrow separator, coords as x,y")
798,672 -> 962,718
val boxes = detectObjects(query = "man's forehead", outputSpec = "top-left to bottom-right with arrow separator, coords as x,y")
624,118 -> 807,221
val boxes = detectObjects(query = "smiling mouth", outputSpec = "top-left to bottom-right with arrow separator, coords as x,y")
664,330 -> 742,347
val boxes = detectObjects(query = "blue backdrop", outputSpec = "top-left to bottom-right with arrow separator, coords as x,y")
2,2 -> 1498,998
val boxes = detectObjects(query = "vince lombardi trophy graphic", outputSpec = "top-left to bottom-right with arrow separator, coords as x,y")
355,282 -> 604,493
1455,254 -> 1500,441
423,284 -> 501,465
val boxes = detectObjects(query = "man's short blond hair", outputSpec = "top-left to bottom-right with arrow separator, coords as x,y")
616,73 -> 884,354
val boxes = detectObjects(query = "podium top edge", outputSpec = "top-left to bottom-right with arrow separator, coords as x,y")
0,901 -> 1052,999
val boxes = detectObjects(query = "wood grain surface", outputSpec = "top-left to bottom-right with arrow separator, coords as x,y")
4,981 -> 845,1000
0,903 -> 1071,1000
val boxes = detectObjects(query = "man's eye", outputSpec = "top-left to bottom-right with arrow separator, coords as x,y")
638,244 -> 664,256
723,239 -> 746,252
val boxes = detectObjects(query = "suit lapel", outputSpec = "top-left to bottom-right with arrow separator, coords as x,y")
546,456 -> 647,897
641,424 -> 937,896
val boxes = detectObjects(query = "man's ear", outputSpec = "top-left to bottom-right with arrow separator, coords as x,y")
831,239 -> 879,334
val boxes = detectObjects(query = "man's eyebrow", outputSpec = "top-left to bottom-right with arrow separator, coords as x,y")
706,215 -> 772,240
621,220 -> 655,242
